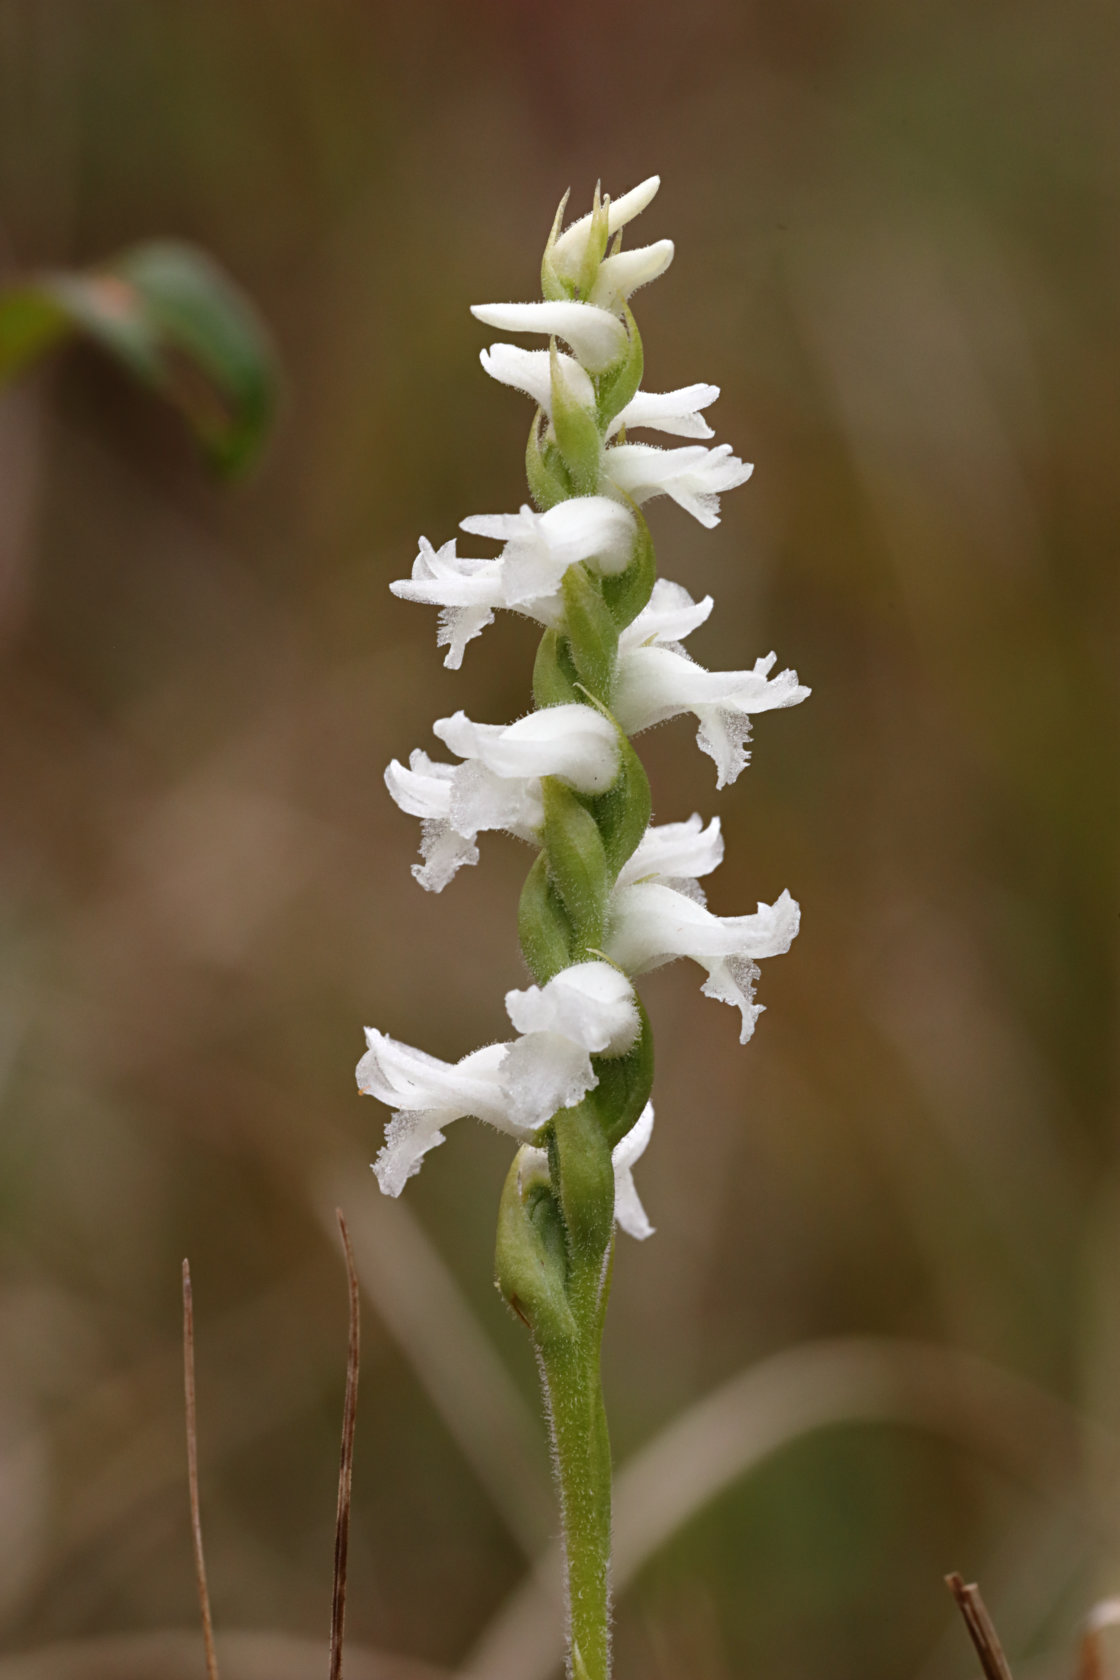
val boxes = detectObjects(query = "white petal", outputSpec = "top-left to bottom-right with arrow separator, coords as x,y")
385,747 -> 542,892
613,644 -> 810,787
360,1034 -> 517,1195
534,497 -> 636,573
479,343 -> 594,415
612,1102 -> 655,1240
384,750 -> 452,821
460,498 -> 635,607
552,175 -> 661,280
389,537 -> 499,608
389,537 -> 509,668
385,752 -> 481,891
618,578 -> 713,653
357,1034 -> 509,1121
470,301 -> 627,373
619,815 -> 724,890
448,759 -> 544,848
435,705 -> 619,794
505,960 -> 640,1056
604,442 -> 753,526
609,383 -> 720,440
606,883 -> 801,1042
499,1031 -> 598,1129
589,240 -> 674,309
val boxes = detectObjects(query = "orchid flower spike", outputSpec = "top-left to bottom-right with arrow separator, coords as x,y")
363,173 -> 809,1680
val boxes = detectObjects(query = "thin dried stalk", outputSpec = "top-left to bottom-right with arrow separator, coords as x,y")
330,1211 -> 361,1680
945,1572 -> 1015,1680
182,1259 -> 220,1680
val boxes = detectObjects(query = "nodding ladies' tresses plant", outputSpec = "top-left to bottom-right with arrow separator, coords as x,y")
358,176 -> 809,1680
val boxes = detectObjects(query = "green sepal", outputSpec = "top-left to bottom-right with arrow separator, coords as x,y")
601,505 -> 656,629
526,409 -> 571,510
533,630 -> 582,709
549,340 -> 601,495
519,850 -> 575,983
495,1149 -> 575,1343
588,1005 -> 655,1150
550,1101 -> 616,1271
594,302 -> 644,432
576,183 -> 611,301
584,730 -> 651,876
542,778 -> 610,952
561,565 -> 618,705
541,189 -> 571,302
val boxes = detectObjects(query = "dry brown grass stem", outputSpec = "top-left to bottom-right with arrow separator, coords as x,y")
945,1574 -> 1015,1680
182,1258 -> 221,1680
316,1174 -> 551,1556
330,1211 -> 361,1680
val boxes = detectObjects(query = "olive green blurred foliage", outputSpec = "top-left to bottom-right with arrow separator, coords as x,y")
0,2 -> 1116,1678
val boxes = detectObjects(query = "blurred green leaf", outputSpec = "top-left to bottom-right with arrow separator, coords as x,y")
0,241 -> 278,478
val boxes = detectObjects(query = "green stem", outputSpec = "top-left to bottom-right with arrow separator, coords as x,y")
538,1262 -> 613,1680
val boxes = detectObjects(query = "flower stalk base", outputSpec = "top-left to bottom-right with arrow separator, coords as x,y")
496,1105 -> 617,1680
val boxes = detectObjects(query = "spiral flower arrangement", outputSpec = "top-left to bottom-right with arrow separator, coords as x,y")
357,175 -> 809,1680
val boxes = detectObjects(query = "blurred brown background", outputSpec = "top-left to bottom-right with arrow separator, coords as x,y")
0,2 -> 1117,1677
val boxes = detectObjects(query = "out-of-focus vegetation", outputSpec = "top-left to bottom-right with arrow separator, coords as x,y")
0,240 -> 278,478
0,2 -> 1116,1678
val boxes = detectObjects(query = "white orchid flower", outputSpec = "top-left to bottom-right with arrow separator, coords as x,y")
606,882 -> 801,1042
550,175 -> 661,284
613,580 -> 810,788
360,961 -> 640,1194
503,960 -> 641,1129
389,537 -> 514,671
470,300 -> 627,373
520,1100 -> 656,1241
604,441 -> 753,527
384,747 -> 542,892
461,496 -> 635,607
391,499 -> 635,668
385,704 -> 620,891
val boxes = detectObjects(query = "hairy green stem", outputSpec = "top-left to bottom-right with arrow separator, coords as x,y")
538,1307 -> 613,1680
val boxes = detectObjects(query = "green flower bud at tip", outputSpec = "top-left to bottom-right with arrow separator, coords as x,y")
541,187 -> 572,302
